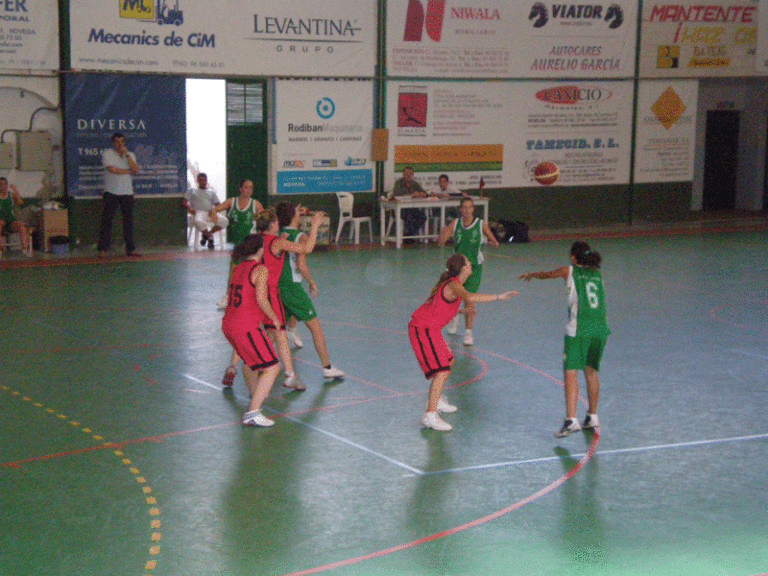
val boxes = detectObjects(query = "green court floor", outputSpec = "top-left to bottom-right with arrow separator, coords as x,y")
1,225 -> 767,576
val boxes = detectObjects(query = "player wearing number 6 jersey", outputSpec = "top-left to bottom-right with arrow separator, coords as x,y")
519,241 -> 610,438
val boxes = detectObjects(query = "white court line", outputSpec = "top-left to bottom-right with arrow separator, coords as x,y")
180,372 -> 423,475
411,432 -> 768,477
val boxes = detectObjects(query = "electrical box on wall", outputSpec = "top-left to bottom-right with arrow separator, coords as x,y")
16,131 -> 52,172
0,143 -> 14,169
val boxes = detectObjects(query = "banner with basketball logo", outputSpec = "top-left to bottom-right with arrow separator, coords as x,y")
386,0 -> 638,78
274,80 -> 374,194
639,0 -> 761,77
385,79 -> 633,190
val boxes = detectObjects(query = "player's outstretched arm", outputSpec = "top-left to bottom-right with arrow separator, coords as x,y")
518,266 -> 569,282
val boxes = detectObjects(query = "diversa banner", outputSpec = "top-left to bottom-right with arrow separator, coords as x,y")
64,73 -> 186,198
69,0 -> 376,77
274,80 -> 374,194
386,79 -> 633,190
386,0 -> 638,78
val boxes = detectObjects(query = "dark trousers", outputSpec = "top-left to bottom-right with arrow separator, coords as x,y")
401,208 -> 427,237
98,192 -> 135,253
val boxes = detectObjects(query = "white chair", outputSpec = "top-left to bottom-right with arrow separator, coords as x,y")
187,212 -> 226,251
0,231 -> 31,257
335,192 -> 372,245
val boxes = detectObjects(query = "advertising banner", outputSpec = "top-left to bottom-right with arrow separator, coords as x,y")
275,80 -> 374,194
386,0 -> 637,78
634,80 -> 698,183
758,1 -> 768,72
64,74 -> 186,198
639,1 -> 760,77
69,0 -> 376,77
385,80 -> 633,191
0,0 -> 58,71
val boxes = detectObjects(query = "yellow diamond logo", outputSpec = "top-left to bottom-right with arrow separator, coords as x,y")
651,87 -> 686,130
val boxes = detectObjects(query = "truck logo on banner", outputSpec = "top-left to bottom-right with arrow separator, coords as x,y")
119,0 -> 184,26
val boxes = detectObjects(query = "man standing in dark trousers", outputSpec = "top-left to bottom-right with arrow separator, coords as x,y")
98,133 -> 140,257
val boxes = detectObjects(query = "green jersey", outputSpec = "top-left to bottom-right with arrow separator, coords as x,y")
0,194 -> 15,224
279,227 -> 303,287
453,217 -> 484,266
566,265 -> 610,338
227,198 -> 258,246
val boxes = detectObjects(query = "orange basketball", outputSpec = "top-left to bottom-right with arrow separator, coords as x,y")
534,161 -> 559,186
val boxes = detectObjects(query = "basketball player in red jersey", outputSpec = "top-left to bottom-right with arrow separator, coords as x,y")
221,235 -> 281,427
409,254 -> 518,431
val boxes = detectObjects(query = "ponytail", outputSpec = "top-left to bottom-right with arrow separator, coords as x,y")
427,254 -> 466,300
231,234 -> 264,264
571,241 -> 602,268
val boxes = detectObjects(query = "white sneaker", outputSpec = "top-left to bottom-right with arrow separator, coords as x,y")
555,418 -> 582,438
322,366 -> 345,379
282,372 -> 306,391
582,413 -> 600,429
446,316 -> 460,334
216,295 -> 228,309
421,411 -> 452,431
242,409 -> 275,427
463,329 -> 474,346
286,328 -> 303,348
436,395 -> 458,413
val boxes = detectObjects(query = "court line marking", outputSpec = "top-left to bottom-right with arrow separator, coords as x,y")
409,432 -> 768,477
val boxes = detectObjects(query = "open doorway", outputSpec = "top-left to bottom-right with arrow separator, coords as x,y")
702,110 -> 739,211
185,78 -> 226,200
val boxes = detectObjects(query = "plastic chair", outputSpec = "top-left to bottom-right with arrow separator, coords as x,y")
188,212 -> 226,251
335,192 -> 372,245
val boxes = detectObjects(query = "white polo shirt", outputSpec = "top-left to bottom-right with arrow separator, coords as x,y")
102,147 -> 136,196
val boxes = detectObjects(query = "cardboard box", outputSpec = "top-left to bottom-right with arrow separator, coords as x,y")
299,213 -> 331,245
41,209 -> 69,252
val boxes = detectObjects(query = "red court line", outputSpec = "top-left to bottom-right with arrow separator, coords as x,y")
280,433 -> 600,576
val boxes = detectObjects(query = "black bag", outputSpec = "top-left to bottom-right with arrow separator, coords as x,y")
496,219 -> 530,243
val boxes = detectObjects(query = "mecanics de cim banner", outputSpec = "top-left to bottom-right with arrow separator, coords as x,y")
0,0 -> 59,71
69,0 -> 376,77
274,80 -> 374,194
639,1 -> 760,77
385,80 -> 633,190
634,80 -> 698,183
386,0 -> 638,78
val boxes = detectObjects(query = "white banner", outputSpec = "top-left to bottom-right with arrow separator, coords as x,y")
385,80 -> 633,190
275,80 -> 374,194
758,0 -> 768,72
70,0 -> 376,77
0,0 -> 58,71
639,1 -> 760,77
634,80 -> 698,183
386,0 -> 638,78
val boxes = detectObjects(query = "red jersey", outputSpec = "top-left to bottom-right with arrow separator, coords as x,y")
260,233 -> 285,289
222,260 -> 269,329
410,279 -> 462,330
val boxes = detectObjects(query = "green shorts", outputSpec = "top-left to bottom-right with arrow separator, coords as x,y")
463,263 -> 482,293
563,334 -> 608,371
279,282 -> 317,323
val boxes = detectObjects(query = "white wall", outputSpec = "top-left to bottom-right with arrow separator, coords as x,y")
0,75 -> 62,201
185,79 -> 226,197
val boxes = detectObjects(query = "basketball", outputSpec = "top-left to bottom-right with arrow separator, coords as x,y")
534,161 -> 559,186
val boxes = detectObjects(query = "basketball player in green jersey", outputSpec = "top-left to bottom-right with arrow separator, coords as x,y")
519,241 -> 610,438
438,196 -> 499,345
275,201 -> 344,380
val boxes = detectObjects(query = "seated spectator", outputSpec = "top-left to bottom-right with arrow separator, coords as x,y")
388,166 -> 427,240
183,173 -> 228,249
429,174 -> 467,198
0,177 -> 31,255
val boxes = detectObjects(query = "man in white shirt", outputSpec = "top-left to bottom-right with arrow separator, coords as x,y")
429,174 -> 466,198
183,173 -> 229,249
98,133 -> 141,257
